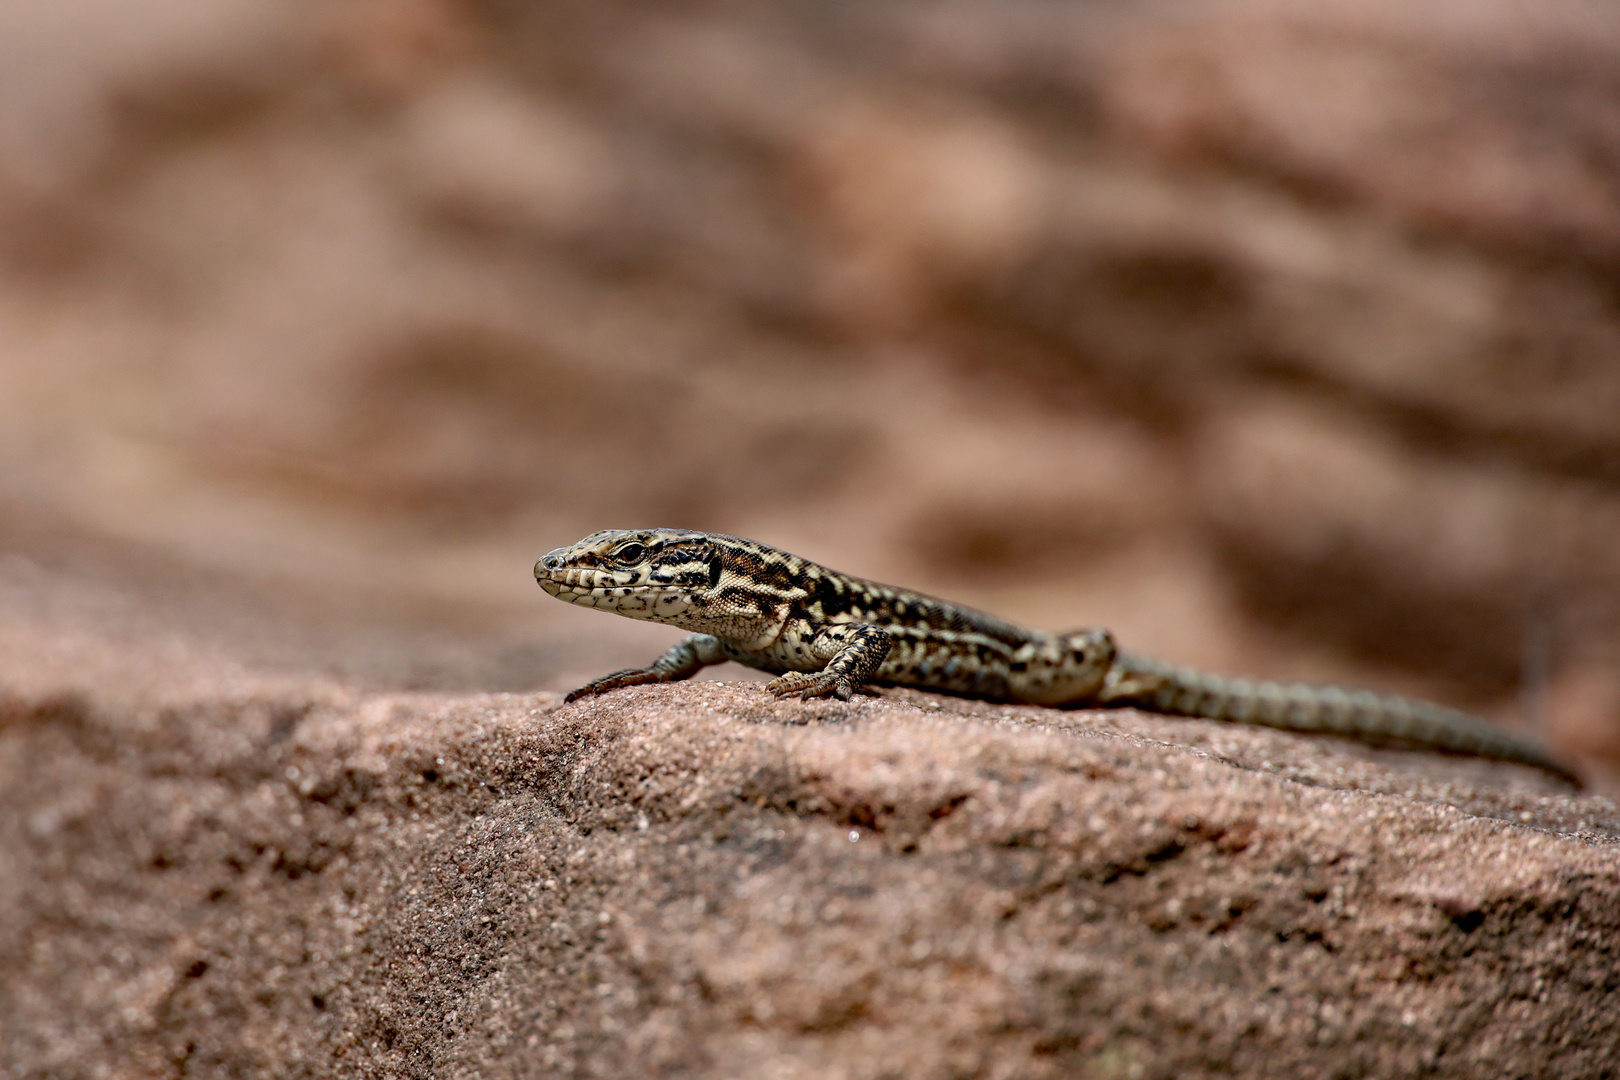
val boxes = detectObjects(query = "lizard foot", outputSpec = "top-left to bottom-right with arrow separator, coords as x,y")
565,668 -> 665,702
765,671 -> 854,701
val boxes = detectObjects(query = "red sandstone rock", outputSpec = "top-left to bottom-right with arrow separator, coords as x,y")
2,548 -> 1617,1078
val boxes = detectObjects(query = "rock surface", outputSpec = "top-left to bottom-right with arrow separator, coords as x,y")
3,546 -> 1618,1079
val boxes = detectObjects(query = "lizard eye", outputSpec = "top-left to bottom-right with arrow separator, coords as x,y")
612,543 -> 646,564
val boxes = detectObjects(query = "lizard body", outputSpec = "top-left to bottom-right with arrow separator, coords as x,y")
535,528 -> 1577,782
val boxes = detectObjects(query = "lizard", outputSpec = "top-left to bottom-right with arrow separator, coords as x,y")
535,528 -> 1579,784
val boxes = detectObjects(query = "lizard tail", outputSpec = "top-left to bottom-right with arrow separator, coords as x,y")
1102,652 -> 1580,785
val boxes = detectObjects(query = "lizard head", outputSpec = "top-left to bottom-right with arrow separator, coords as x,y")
534,528 -> 724,624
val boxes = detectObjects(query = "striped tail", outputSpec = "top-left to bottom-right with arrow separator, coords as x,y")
1101,652 -> 1579,784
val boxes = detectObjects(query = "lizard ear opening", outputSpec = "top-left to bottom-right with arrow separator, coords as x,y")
706,553 -> 723,589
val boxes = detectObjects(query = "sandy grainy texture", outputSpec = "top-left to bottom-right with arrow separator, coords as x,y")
3,554 -> 1618,1080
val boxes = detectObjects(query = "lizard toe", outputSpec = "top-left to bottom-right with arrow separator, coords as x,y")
767,671 -> 851,700
566,667 -> 662,702
765,672 -> 816,697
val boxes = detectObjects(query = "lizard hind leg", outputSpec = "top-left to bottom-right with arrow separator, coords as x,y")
766,623 -> 893,701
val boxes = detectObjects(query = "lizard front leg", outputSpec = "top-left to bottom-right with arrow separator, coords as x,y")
766,623 -> 893,701
565,634 -> 729,702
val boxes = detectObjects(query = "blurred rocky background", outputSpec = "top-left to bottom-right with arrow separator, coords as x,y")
2,0 -> 1619,770
8,3 -> 1620,1077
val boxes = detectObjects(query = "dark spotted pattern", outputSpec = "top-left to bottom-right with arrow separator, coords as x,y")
811,573 -> 852,618
536,529 -> 1578,783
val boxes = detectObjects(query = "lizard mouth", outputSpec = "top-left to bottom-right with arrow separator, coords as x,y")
534,562 -> 695,619
534,567 -> 670,601
540,579 -> 687,615
544,581 -> 663,600
536,564 -> 639,589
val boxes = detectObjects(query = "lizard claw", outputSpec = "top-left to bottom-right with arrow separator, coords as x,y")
765,671 -> 852,701
565,667 -> 663,702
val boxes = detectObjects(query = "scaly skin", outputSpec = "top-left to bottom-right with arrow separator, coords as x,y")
535,528 -> 1578,783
